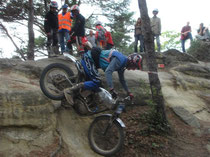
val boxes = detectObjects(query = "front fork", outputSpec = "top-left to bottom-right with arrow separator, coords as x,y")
102,114 -> 119,135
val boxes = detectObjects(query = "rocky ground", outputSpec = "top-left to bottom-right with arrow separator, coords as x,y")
0,50 -> 210,157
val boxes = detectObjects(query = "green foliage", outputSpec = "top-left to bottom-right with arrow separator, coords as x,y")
161,31 -> 181,51
34,36 -> 46,50
139,101 -> 170,135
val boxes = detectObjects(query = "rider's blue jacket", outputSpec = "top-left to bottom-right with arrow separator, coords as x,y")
81,53 -> 101,91
86,49 -> 129,93
86,50 -> 128,71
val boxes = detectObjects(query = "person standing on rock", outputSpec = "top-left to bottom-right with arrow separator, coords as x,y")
134,18 -> 144,53
67,5 -> 86,55
180,22 -> 193,53
151,8 -> 161,52
44,1 -> 59,57
58,4 -> 72,54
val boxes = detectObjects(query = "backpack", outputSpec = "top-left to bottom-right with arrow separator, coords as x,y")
105,31 -> 114,45
96,26 -> 106,41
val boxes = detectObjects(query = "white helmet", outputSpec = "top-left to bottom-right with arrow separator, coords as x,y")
71,5 -> 79,12
95,21 -> 102,26
153,8 -> 159,12
50,1 -> 58,8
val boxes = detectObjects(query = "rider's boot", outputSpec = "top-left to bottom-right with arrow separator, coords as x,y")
64,83 -> 84,105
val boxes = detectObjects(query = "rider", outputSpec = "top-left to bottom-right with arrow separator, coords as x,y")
87,48 -> 142,99
64,47 -> 142,105
64,51 -> 102,105
67,4 -> 86,55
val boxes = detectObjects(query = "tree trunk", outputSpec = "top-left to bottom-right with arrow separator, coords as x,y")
27,0 -> 35,60
138,0 -> 168,126
44,0 -> 49,13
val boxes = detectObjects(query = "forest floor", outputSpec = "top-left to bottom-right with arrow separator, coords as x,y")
114,105 -> 210,157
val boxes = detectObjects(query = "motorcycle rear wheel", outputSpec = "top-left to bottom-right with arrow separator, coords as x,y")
88,115 -> 124,156
40,63 -> 74,100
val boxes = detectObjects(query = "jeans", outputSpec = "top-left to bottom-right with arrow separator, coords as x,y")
134,34 -> 144,52
105,57 -> 129,92
58,30 -> 70,53
154,35 -> 161,52
181,32 -> 193,52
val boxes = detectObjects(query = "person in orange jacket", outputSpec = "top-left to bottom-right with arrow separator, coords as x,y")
58,4 -> 72,54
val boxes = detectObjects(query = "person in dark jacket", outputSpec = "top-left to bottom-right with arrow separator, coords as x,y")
67,4 -> 86,55
44,1 -> 59,57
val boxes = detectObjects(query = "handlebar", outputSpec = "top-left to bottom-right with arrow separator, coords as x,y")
114,96 -> 132,115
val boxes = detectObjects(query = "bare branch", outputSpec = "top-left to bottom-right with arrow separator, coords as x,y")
0,22 -> 26,60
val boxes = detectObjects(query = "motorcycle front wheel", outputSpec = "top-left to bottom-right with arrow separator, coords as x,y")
88,115 -> 124,156
40,63 -> 75,100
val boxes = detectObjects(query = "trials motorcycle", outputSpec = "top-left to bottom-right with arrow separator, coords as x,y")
39,53 -> 131,156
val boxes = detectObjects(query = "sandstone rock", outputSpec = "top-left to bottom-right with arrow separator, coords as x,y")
188,40 -> 210,62
162,49 -> 198,67
206,144 -> 210,153
172,106 -> 200,128
173,63 -> 210,79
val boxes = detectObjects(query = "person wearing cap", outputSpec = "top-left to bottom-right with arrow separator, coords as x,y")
58,4 -> 72,54
150,8 -> 161,52
44,1 -> 59,57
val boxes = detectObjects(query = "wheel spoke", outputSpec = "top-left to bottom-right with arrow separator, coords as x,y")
92,118 -> 120,151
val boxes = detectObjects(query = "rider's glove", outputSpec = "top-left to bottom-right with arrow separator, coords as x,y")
127,92 -> 134,100
110,88 -> 118,99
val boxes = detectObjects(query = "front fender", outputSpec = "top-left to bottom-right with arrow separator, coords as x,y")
95,114 -> 126,128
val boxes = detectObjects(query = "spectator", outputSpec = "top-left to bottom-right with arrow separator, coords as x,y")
151,8 -> 161,52
58,4 -> 72,54
44,1 -> 59,57
67,5 -> 86,55
180,22 -> 193,52
134,18 -> 144,53
196,23 -> 210,40
87,30 -> 96,47
95,21 -> 107,48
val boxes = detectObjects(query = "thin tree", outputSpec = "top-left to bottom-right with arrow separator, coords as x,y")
138,0 -> 168,128
0,22 -> 26,60
27,0 -> 35,60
